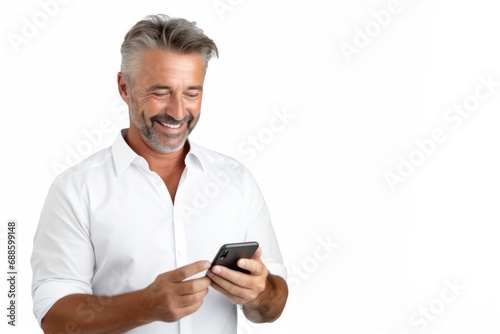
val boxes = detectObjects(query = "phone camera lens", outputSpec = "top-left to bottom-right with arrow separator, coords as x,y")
220,250 -> 229,260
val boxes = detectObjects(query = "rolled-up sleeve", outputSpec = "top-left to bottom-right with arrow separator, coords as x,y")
31,176 -> 94,326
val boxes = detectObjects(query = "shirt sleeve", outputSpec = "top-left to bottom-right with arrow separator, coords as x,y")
31,176 -> 95,326
243,171 -> 287,280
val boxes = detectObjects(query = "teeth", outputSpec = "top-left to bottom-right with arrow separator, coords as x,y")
161,122 -> 181,129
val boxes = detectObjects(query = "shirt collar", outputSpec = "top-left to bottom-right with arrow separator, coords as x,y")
112,128 -> 206,176
112,129 -> 140,176
185,141 -> 205,172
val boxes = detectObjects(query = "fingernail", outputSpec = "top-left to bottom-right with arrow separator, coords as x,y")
212,266 -> 221,274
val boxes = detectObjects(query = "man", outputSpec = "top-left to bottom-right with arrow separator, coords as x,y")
31,14 -> 288,333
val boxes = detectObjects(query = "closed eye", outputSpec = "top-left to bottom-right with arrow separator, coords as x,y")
152,91 -> 171,98
184,90 -> 202,100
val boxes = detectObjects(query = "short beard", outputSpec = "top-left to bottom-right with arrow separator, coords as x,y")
129,96 -> 198,154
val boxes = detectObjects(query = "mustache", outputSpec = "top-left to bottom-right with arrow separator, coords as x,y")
150,113 -> 193,125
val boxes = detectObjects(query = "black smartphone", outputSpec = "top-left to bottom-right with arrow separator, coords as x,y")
209,241 -> 259,274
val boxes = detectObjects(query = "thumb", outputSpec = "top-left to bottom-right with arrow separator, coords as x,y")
251,247 -> 263,260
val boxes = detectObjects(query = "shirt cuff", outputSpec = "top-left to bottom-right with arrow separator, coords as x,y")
265,262 -> 287,281
32,278 -> 92,327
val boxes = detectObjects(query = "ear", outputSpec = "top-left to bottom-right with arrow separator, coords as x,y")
117,72 -> 131,104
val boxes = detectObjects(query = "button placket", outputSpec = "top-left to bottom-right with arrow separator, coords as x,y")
173,168 -> 189,269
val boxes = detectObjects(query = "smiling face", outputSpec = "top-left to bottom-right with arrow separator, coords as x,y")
118,49 -> 206,154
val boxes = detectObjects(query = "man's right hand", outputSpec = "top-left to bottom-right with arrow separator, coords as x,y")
140,260 -> 212,322
41,261 -> 212,333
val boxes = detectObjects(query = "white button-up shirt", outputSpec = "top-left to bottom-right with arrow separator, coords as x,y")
31,129 -> 286,333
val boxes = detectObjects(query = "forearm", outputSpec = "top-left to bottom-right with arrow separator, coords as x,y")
243,274 -> 288,323
41,292 -> 150,334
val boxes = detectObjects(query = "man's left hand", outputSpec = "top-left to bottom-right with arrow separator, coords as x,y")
207,247 -> 267,305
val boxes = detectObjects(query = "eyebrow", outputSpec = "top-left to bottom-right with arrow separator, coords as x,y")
147,84 -> 203,91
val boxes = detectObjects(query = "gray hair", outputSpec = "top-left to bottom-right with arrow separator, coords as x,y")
120,14 -> 218,85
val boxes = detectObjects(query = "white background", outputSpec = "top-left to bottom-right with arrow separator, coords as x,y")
1,0 -> 500,333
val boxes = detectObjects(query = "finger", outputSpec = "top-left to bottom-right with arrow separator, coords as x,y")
208,265 -> 250,289
176,276 -> 211,296
171,296 -> 206,320
236,257 -> 266,276
236,247 -> 263,275
251,247 -> 263,260
176,285 -> 210,307
170,261 -> 211,282
238,248 -> 267,276
209,280 -> 231,299
209,278 -> 248,305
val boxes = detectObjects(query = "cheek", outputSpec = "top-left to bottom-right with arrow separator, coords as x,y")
189,113 -> 201,130
189,107 -> 201,124
137,98 -> 162,116
187,99 -> 202,114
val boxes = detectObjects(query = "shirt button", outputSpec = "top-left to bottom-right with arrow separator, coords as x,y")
155,180 -> 162,186
177,250 -> 183,256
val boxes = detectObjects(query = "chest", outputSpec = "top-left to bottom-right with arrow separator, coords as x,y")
86,168 -> 248,289
157,165 -> 185,203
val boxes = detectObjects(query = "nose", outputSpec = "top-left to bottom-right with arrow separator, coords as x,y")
168,94 -> 185,121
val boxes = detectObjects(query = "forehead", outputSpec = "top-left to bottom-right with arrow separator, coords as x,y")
135,49 -> 205,85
